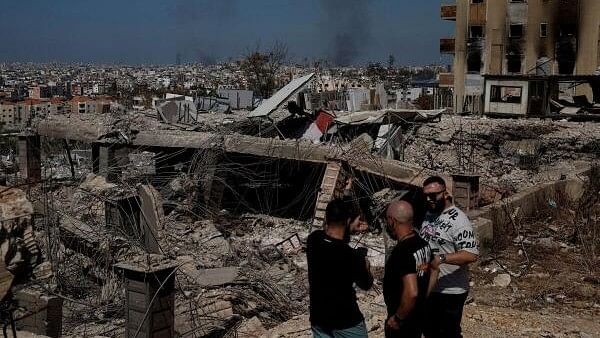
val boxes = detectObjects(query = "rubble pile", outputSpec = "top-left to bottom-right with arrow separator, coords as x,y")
405,116 -> 600,202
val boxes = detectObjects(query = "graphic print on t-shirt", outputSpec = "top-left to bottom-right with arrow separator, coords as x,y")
413,246 -> 431,278
420,206 -> 479,294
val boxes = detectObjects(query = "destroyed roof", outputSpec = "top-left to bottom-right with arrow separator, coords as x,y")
249,73 -> 315,118
334,109 -> 446,126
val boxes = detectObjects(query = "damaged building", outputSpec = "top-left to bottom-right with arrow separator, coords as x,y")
443,0 -> 600,116
0,66 -> 599,336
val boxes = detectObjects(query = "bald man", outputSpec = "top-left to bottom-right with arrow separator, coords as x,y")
383,201 -> 437,338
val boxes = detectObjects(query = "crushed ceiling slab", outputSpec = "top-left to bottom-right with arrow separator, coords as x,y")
249,73 -> 315,118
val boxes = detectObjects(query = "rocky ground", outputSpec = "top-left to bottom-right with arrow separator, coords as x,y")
265,198 -> 600,338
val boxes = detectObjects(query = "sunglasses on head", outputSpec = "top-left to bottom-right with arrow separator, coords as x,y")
425,189 -> 446,200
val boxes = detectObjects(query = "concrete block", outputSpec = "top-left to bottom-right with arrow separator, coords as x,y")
472,217 -> 493,255
14,288 -> 63,338
115,258 -> 178,338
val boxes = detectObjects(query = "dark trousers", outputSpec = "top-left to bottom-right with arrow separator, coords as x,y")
424,292 -> 468,338
385,324 -> 421,338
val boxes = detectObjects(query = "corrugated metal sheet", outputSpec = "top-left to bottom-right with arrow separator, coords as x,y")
249,73 -> 315,118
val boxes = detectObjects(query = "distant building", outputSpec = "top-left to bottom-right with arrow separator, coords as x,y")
0,98 -> 70,130
133,96 -> 145,110
217,89 -> 254,110
28,85 -> 51,99
70,96 -> 114,114
442,0 -> 600,114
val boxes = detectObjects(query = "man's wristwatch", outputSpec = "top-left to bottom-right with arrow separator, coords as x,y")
439,254 -> 447,264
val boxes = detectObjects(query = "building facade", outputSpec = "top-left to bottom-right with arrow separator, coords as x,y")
442,0 -> 600,113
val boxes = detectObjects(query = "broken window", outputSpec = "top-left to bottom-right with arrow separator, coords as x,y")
470,25 -> 484,38
557,37 -> 577,74
540,23 -> 548,38
510,24 -> 524,38
490,85 -> 523,104
467,49 -> 483,73
507,55 -> 522,73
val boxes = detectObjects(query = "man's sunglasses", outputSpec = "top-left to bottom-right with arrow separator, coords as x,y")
425,189 -> 446,200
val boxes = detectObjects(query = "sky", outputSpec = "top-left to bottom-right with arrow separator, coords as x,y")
0,0 -> 454,66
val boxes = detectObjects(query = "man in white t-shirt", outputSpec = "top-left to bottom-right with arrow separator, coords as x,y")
419,176 -> 479,338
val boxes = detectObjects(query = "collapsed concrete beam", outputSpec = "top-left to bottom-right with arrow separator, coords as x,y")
36,117 -> 108,143
34,116 -> 445,188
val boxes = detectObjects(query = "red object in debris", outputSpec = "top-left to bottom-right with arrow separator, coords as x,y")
315,110 -> 336,133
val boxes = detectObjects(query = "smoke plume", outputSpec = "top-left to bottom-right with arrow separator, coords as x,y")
318,0 -> 373,66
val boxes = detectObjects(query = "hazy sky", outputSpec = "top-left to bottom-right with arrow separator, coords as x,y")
0,0 -> 454,65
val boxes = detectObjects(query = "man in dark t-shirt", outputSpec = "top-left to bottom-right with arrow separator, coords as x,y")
307,198 -> 373,337
383,200 -> 436,338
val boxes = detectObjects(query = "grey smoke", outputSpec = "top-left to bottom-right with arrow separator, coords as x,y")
318,0 -> 373,66
172,0 -> 238,64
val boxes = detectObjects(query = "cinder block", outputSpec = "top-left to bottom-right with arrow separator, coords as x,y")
472,217 -> 493,255
14,288 -> 63,338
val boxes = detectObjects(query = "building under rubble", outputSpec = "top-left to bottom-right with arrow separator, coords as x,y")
442,0 -> 600,116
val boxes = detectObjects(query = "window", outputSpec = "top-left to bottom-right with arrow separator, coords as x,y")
507,55 -> 522,73
540,23 -> 548,37
510,24 -> 524,38
472,0 -> 484,3
467,50 -> 483,72
470,25 -> 484,38
490,85 -> 523,104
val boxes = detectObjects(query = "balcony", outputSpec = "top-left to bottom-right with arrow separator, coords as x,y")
441,5 -> 456,21
440,38 -> 456,54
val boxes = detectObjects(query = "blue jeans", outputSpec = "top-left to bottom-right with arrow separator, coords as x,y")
312,321 -> 368,338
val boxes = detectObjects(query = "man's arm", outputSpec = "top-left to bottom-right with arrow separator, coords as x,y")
387,273 -> 418,329
427,265 -> 439,297
435,214 -> 479,266
432,250 -> 477,267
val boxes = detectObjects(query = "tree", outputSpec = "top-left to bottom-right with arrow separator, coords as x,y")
240,41 -> 288,99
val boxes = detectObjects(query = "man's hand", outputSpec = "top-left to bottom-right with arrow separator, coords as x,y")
349,217 -> 368,233
386,316 -> 401,330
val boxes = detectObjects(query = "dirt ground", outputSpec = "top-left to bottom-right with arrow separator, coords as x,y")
266,203 -> 600,338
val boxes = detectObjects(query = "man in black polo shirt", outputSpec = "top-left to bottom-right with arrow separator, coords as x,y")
307,198 -> 373,337
383,200 -> 436,338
